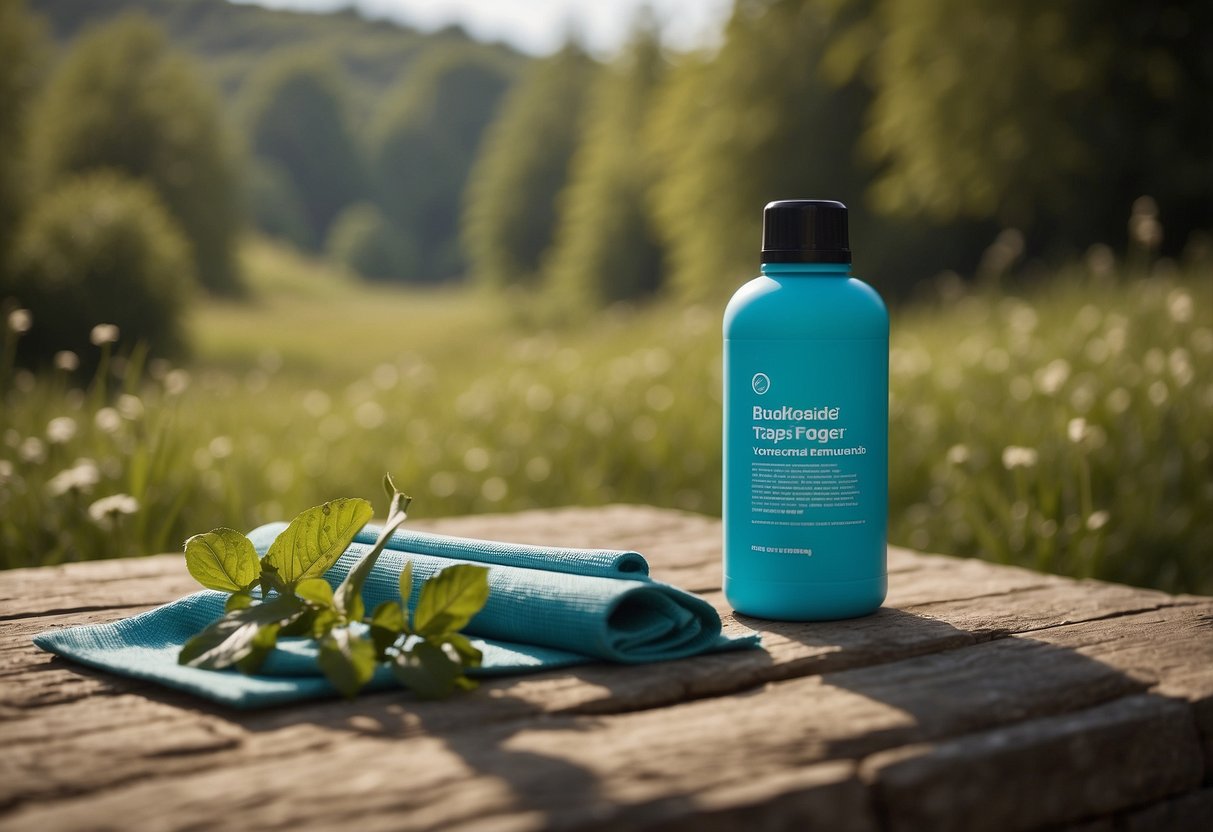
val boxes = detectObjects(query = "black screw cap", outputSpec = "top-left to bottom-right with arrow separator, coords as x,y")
761,199 -> 850,264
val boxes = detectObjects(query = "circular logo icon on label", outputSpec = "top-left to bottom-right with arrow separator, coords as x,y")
751,373 -> 770,395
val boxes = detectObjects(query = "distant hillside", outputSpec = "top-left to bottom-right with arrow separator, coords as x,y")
26,0 -> 527,279
28,0 -> 525,121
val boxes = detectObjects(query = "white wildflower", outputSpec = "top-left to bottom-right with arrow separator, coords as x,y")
429,471 -> 456,497
208,436 -> 234,460
46,459 -> 101,497
95,407 -> 122,434
117,394 -> 144,420
946,444 -> 971,465
302,390 -> 331,417
1067,418 -> 1089,444
164,369 -> 190,396
88,493 -> 139,527
1001,446 -> 1039,470
354,400 -> 386,429
1087,511 -> 1110,531
89,323 -> 120,346
481,476 -> 508,502
148,358 -> 170,380
54,351 -> 80,372
19,437 -> 45,464
46,416 -> 78,445
463,447 -> 490,473
1148,380 -> 1169,406
1106,387 -> 1131,414
1168,348 -> 1194,387
7,308 -> 31,334
0,459 -> 14,483
1035,359 -> 1071,395
371,363 -> 399,391
525,456 -> 551,481
1167,289 -> 1193,324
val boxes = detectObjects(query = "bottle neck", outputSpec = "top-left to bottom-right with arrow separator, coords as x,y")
761,262 -> 851,277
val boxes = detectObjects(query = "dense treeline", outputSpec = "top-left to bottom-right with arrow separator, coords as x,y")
8,0 -> 1213,328
27,0 -> 524,284
1,3 -> 240,365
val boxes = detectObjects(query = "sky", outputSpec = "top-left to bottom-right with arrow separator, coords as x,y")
234,0 -> 733,55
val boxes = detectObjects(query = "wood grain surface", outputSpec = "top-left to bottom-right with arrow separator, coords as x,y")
1,505 -> 1210,831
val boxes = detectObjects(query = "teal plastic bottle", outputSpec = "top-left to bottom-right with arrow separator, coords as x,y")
723,200 -> 888,620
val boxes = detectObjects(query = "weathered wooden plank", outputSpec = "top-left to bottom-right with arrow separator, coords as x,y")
2,569 -> 1172,718
0,554 -> 195,619
3,546 -> 1202,724
603,762 -> 876,832
0,506 -> 932,620
2,506 -> 1210,832
1118,787 -> 1213,832
862,695 -> 1204,832
13,596 -> 1204,799
0,617 -> 1173,831
1023,603 -> 1213,780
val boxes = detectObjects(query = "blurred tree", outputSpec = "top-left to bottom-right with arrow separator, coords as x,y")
543,22 -> 667,308
246,158 -> 316,251
648,0 -> 986,302
0,0 -> 44,275
326,201 -> 415,281
463,43 -> 597,290
5,171 -> 194,360
30,13 -> 244,294
865,0 -> 1213,253
371,45 -> 515,281
239,50 -> 366,248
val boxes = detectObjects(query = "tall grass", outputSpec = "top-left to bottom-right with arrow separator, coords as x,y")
2,240 -> 1210,594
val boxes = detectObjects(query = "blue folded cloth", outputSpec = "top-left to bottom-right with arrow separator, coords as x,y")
34,522 -> 760,709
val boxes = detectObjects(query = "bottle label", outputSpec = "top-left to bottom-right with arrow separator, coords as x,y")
724,338 -> 887,583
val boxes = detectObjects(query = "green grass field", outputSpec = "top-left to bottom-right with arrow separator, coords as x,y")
3,239 -> 1210,594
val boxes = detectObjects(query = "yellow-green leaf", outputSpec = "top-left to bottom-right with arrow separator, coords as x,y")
185,528 -> 260,593
295,577 -> 335,608
225,591 -> 254,613
263,498 -> 373,586
398,560 -> 414,608
392,641 -> 464,699
179,594 -> 304,671
413,564 -> 490,637
318,629 -> 377,698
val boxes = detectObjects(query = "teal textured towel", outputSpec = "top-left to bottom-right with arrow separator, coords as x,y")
33,523 -> 759,709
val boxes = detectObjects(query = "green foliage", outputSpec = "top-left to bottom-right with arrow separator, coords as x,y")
371,45 -> 515,281
29,12 -> 244,294
4,238 -> 1212,598
179,592 -> 303,672
239,50 -> 366,246
246,158 -> 316,251
326,202 -> 414,281
179,481 -> 488,699
0,0 -> 44,275
262,498 -> 373,586
647,0 -> 982,302
184,527 -> 260,592
463,44 -> 597,290
4,171 -> 194,360
864,0 -> 1213,249
412,564 -> 491,637
543,25 -> 667,308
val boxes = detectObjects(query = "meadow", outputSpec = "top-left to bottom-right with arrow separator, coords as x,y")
2,239 -> 1210,595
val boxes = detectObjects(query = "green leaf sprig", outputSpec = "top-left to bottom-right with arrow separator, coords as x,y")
179,475 -> 490,699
